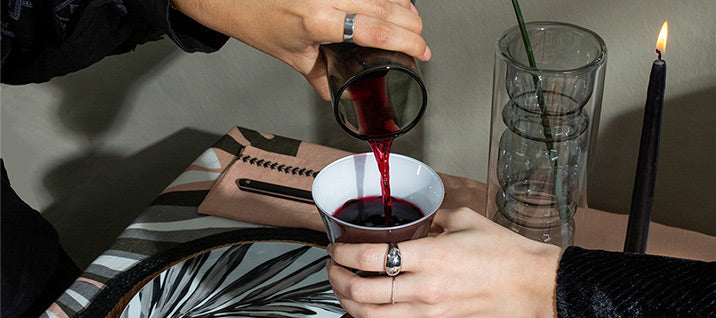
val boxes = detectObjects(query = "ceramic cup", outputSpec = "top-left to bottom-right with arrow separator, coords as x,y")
312,153 -> 444,243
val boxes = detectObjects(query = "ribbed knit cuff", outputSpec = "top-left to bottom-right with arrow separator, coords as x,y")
556,246 -> 716,317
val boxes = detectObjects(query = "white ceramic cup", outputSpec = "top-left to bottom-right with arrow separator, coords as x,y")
312,152 -> 445,243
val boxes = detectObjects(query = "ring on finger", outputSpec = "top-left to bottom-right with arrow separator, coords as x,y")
385,242 -> 401,276
343,13 -> 356,43
390,276 -> 397,304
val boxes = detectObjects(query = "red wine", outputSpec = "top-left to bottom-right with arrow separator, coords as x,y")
348,71 -> 401,138
334,196 -> 423,227
347,72 -> 401,225
369,137 -> 393,225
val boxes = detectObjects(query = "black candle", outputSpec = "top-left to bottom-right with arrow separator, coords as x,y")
624,22 -> 668,254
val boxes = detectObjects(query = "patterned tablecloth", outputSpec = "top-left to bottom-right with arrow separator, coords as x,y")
44,127 -> 348,318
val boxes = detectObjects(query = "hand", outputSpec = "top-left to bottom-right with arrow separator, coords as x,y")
326,208 -> 562,318
171,0 -> 431,100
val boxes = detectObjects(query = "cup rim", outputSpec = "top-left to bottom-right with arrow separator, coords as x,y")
497,21 -> 607,74
332,65 -> 428,141
312,152 -> 445,231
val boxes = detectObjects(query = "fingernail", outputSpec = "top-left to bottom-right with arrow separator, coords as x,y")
421,46 -> 432,61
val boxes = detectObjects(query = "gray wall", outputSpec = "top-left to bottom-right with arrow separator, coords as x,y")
2,0 -> 715,268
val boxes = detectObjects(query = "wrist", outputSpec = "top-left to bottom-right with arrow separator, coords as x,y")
533,244 -> 561,318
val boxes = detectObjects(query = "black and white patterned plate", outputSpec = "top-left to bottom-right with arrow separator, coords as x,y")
120,242 -> 345,318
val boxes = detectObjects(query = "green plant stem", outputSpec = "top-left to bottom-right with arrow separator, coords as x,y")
511,0 -> 568,221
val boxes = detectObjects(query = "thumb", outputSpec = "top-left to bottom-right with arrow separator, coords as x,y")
303,59 -> 332,101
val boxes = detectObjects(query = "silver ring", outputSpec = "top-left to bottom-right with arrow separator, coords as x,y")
343,13 -> 356,43
391,276 -> 397,304
385,242 -> 401,276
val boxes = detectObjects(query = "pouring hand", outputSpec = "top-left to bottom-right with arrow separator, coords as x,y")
171,0 -> 431,100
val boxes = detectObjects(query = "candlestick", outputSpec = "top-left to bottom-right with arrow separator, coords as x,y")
624,22 -> 668,254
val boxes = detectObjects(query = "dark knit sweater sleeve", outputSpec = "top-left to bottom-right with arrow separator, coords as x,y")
1,0 -> 228,84
556,246 -> 716,317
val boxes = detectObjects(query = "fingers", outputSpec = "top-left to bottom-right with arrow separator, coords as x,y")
326,259 -> 393,304
341,0 -> 423,35
305,1 -> 421,41
387,0 -> 413,9
328,260 -> 457,317
329,240 -> 429,273
328,259 -> 440,305
352,14 -> 430,61
304,0 -> 430,60
328,209 -> 485,273
333,288 -> 417,318
408,1 -> 418,14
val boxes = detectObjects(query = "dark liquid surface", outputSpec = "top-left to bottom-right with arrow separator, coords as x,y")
334,196 -> 423,227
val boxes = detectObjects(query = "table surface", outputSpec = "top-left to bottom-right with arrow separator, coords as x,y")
43,127 -> 716,318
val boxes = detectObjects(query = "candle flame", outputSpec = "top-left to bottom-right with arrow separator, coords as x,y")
656,21 -> 668,56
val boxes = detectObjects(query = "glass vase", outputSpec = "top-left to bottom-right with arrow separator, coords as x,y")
486,22 -> 607,248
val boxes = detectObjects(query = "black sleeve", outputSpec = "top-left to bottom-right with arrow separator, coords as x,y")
556,246 -> 716,317
1,159 -> 81,317
1,0 -> 229,84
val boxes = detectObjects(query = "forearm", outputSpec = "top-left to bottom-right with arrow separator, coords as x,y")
556,246 -> 716,317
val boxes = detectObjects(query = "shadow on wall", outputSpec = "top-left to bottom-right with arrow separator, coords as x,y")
39,40 -> 220,269
42,128 -> 220,269
588,85 -> 716,236
50,40 -> 179,141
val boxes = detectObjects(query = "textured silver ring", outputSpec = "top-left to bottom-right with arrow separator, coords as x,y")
343,13 -> 356,43
390,276 -> 397,304
385,242 -> 401,276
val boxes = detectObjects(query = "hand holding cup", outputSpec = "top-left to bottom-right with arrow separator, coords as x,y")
326,208 -> 562,318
